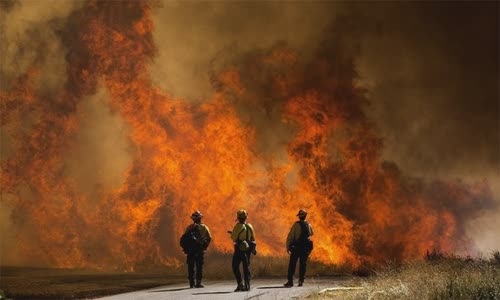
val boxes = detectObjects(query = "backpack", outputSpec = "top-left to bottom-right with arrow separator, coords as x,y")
180,230 -> 197,254
295,221 -> 313,253
246,225 -> 257,255
236,224 -> 257,255
180,225 -> 205,254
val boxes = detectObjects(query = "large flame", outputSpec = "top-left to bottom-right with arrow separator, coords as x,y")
0,0 -> 495,270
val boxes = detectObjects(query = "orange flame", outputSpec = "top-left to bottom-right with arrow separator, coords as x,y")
0,0 -> 495,270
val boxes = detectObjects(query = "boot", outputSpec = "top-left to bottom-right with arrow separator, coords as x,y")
189,279 -> 195,288
283,280 -> 293,287
298,280 -> 303,287
195,280 -> 204,288
244,280 -> 250,291
234,282 -> 245,292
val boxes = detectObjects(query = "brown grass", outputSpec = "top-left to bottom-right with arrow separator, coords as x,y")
306,252 -> 500,300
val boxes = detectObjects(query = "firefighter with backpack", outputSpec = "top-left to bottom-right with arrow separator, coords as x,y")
230,209 -> 256,292
284,209 -> 314,287
180,210 -> 212,288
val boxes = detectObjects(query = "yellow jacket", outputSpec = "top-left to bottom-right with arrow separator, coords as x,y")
231,222 -> 255,242
185,223 -> 212,247
286,220 -> 313,249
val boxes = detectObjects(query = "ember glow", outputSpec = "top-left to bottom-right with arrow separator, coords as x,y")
1,1 -> 498,270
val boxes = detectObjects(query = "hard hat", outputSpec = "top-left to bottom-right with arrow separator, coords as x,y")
236,209 -> 248,219
191,210 -> 203,219
297,209 -> 307,217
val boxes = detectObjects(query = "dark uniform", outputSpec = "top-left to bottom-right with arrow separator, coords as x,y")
284,209 -> 314,287
230,209 -> 256,292
184,211 -> 211,288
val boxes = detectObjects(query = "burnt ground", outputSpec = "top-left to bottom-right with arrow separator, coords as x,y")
0,266 -> 184,299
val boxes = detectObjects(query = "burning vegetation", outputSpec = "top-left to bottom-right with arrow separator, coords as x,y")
0,0 -> 496,271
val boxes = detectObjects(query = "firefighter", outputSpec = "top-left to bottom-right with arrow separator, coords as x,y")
284,209 -> 314,287
230,209 -> 256,292
183,210 -> 212,288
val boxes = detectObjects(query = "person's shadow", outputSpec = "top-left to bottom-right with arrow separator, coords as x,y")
149,287 -> 191,292
149,288 -> 233,295
149,285 -> 288,295
192,291 -> 233,295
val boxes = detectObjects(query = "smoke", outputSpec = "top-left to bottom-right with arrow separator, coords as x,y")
66,88 -> 132,197
150,1 -> 337,101
0,0 -> 136,267
0,0 -> 498,268
0,0 -> 82,266
150,1 -> 498,184
350,2 -> 499,179
0,0 -> 83,92
151,1 -> 499,252
341,2 -> 500,252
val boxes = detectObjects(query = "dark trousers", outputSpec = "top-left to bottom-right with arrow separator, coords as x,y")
232,248 -> 251,284
187,251 -> 204,284
287,249 -> 309,282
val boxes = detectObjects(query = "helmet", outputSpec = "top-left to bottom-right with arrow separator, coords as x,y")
191,210 -> 203,219
236,209 -> 248,219
297,209 -> 307,217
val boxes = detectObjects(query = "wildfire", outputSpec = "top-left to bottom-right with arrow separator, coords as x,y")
0,0 -> 495,270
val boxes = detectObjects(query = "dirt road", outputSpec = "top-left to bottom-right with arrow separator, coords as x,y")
96,277 -> 347,300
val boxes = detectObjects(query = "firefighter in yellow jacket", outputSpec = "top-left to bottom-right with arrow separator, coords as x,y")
183,211 -> 212,288
230,209 -> 256,292
284,209 -> 314,287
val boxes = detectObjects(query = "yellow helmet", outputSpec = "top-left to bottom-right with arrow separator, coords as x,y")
191,210 -> 203,220
297,209 -> 307,217
236,209 -> 248,219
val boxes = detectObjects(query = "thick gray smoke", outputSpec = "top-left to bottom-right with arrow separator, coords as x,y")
150,1 -> 337,101
149,1 -> 498,184
342,3 -> 499,253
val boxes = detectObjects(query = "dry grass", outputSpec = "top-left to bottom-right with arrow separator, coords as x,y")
308,252 -> 500,300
